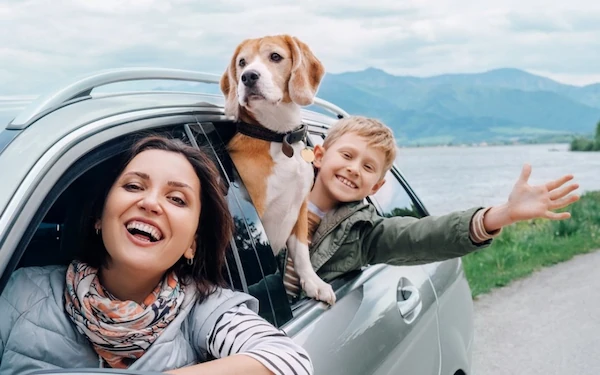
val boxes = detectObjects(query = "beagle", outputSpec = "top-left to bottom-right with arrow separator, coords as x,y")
220,34 -> 335,305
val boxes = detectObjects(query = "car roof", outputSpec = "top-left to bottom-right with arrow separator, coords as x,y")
0,68 -> 347,217
6,67 -> 346,132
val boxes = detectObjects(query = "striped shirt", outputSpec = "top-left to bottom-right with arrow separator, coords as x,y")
207,303 -> 313,375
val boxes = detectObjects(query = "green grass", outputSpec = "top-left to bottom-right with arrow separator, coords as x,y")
463,191 -> 600,298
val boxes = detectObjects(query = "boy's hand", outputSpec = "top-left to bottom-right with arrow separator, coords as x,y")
483,163 -> 580,232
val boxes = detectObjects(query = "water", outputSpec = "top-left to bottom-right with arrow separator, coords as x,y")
395,143 -> 600,215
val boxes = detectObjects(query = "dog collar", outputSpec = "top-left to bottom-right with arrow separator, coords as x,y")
236,122 -> 308,158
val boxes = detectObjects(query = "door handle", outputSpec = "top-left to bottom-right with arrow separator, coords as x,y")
397,285 -> 421,317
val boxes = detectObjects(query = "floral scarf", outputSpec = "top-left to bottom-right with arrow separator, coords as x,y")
64,260 -> 185,369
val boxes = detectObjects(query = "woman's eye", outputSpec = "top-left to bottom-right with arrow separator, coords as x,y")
342,152 -> 351,159
238,58 -> 246,67
124,183 -> 142,191
170,196 -> 186,206
270,52 -> 282,62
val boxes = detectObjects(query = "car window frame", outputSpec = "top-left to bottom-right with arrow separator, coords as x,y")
307,130 -> 428,217
190,121 -> 294,327
0,116 -> 205,293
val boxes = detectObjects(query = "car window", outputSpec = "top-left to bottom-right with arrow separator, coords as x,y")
191,122 -> 293,327
371,169 -> 425,219
309,130 -> 423,218
12,126 -> 197,273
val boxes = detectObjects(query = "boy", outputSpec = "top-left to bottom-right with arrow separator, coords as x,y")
283,116 -> 580,305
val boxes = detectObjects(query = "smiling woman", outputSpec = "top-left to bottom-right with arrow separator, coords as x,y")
0,135 -> 313,375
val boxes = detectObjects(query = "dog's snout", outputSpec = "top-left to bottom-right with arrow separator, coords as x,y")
241,70 -> 260,87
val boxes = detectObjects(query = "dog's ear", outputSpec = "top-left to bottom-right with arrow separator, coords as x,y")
220,44 -> 242,119
286,36 -> 325,106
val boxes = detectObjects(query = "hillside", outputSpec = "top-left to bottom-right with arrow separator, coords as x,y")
313,68 -> 600,145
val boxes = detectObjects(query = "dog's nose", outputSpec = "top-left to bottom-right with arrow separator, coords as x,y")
241,70 -> 260,87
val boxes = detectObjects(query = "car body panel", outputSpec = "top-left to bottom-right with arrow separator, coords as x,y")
286,264 -> 441,374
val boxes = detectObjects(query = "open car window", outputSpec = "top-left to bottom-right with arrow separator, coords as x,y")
190,122 -> 293,327
309,129 -> 423,219
371,169 -> 425,219
10,126 -> 194,276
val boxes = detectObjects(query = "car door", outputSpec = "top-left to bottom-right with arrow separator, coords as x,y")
276,132 -> 442,375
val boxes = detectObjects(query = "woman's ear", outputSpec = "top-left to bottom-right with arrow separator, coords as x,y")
94,219 -> 101,230
184,238 -> 197,261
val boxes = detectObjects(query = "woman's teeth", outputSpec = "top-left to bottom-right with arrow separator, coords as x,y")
125,221 -> 163,242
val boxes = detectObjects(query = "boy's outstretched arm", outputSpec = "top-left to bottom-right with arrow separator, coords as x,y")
483,163 -> 580,233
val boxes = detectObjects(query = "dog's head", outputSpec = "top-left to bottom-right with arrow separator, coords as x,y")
220,34 -> 325,123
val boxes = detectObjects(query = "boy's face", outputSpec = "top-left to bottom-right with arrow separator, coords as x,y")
313,132 -> 387,204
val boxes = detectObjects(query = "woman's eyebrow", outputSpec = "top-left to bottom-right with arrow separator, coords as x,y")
124,171 -> 194,191
124,171 -> 149,180
168,180 -> 194,191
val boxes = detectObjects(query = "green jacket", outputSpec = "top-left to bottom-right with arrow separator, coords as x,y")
309,202 -> 491,283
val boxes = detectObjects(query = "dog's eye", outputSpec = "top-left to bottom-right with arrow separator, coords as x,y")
238,58 -> 246,67
270,53 -> 282,62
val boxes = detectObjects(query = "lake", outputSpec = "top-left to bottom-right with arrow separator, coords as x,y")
396,143 -> 600,215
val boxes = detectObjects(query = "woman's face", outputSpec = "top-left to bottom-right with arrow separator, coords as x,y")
98,149 -> 201,275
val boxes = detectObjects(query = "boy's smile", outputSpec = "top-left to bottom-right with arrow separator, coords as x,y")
336,175 -> 358,189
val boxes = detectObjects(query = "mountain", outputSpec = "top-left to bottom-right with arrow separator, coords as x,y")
5,68 -> 598,146
312,67 -> 600,145
110,67 -> 600,146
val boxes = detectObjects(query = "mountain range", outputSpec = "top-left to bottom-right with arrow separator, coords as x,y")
310,67 -> 600,146
5,67 -> 596,146
154,67 -> 600,146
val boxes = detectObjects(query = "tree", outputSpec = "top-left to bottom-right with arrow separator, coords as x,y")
570,119 -> 600,151
595,120 -> 600,151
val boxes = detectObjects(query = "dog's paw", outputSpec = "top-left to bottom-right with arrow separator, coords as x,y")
301,276 -> 336,306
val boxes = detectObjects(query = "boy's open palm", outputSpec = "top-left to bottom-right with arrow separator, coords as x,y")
507,163 -> 580,222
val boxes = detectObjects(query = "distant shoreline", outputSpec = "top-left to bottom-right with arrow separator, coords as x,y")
398,140 -> 572,149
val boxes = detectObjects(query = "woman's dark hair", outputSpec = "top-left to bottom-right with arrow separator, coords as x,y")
78,134 -> 233,302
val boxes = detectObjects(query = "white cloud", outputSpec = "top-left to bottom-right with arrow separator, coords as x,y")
1,0 -> 600,95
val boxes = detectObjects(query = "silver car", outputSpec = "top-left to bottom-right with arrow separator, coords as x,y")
0,68 -> 474,375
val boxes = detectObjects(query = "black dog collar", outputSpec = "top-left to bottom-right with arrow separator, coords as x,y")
236,122 -> 307,158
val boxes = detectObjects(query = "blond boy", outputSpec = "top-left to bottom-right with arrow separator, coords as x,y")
284,116 -> 579,305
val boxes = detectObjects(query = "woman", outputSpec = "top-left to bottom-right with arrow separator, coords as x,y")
0,135 -> 313,375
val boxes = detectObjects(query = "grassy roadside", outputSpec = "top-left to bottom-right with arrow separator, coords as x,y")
463,190 -> 600,298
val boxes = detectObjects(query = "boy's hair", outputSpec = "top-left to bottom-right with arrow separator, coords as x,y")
323,116 -> 397,176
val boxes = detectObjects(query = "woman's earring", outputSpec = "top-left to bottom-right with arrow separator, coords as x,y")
96,228 -> 100,235
187,257 -> 194,266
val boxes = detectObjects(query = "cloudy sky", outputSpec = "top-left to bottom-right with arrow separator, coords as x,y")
2,0 -> 600,95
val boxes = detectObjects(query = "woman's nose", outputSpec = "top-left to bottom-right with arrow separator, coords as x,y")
137,192 -> 163,214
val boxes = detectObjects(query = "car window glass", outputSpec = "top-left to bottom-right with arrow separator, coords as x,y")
185,124 -> 244,292
371,170 -> 424,219
192,122 -> 293,327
